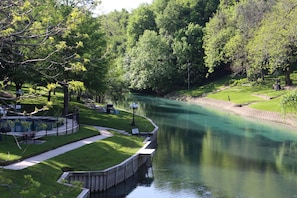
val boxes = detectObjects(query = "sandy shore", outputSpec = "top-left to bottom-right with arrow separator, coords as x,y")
177,96 -> 297,128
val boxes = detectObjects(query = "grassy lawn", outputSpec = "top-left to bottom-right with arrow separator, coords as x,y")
178,75 -> 296,113
1,133 -> 144,198
205,80 -> 289,112
0,126 -> 100,164
49,132 -> 144,171
249,98 -> 283,112
76,101 -> 154,133
177,76 -> 232,97
207,86 -> 264,104
0,86 -> 155,197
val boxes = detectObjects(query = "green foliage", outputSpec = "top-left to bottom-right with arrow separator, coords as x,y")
68,80 -> 86,99
247,0 -> 297,84
0,1 -> 110,114
203,0 -> 274,77
203,7 -> 236,72
281,90 -> 297,114
126,30 -> 176,94
127,5 -> 157,48
203,0 -> 297,85
155,0 -> 189,35
101,10 -> 130,57
173,23 -> 206,87
20,175 -> 41,196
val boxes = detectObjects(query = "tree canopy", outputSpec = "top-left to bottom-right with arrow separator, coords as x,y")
203,0 -> 297,84
0,0 -> 109,114
3,0 -> 297,101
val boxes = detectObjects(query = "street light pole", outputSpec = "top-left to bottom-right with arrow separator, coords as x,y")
130,103 -> 138,126
188,62 -> 191,90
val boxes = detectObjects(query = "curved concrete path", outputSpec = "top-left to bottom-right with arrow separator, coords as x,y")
2,126 -> 113,170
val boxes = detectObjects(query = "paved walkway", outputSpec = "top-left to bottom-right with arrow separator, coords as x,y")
2,126 -> 113,170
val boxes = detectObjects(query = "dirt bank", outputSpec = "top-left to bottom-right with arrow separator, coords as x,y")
175,96 -> 297,128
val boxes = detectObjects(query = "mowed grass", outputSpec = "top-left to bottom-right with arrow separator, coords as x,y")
0,86 -> 155,197
49,132 -> 144,171
179,74 -> 296,113
249,98 -> 283,112
207,86 -> 264,104
206,81 -> 288,112
0,126 -> 100,164
1,133 -> 144,198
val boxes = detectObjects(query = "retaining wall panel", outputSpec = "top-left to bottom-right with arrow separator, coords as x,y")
64,138 -> 156,193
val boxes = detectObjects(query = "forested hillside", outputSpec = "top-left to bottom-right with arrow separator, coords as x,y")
103,0 -> 297,95
102,0 -> 220,95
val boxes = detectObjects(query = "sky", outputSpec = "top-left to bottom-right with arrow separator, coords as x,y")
95,0 -> 153,14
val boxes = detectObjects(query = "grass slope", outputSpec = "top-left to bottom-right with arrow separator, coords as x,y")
0,87 -> 154,197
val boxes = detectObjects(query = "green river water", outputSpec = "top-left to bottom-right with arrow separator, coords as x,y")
96,95 -> 297,198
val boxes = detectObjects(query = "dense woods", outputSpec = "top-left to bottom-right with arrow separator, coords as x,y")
1,0 -> 297,108
103,0 -> 297,95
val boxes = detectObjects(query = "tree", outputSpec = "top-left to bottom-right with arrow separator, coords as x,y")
127,4 -> 157,48
203,0 -> 276,79
247,0 -> 297,85
280,90 -> 297,125
101,9 -> 130,57
70,14 -> 109,103
69,80 -> 86,101
0,0 -> 65,95
229,0 -> 275,79
154,0 -> 219,36
155,0 -> 189,35
203,7 -> 235,74
126,30 -> 176,94
172,23 -> 206,89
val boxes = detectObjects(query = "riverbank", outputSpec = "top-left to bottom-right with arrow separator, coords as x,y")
173,96 -> 297,128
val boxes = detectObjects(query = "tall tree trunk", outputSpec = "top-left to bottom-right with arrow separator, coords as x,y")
76,91 -> 81,102
15,82 -> 23,98
48,90 -> 52,102
285,66 -> 292,86
260,69 -> 265,81
62,83 -> 69,115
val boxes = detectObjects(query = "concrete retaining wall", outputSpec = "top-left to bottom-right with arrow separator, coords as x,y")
64,153 -> 150,192
58,116 -> 158,198
58,130 -> 157,198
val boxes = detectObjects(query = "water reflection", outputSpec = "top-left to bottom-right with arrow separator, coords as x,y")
199,129 -> 297,197
103,95 -> 297,197
91,165 -> 154,198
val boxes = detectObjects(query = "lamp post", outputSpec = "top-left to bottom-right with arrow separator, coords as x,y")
187,62 -> 191,90
130,103 -> 138,126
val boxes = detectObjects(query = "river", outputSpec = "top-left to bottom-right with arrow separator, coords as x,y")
95,95 -> 297,198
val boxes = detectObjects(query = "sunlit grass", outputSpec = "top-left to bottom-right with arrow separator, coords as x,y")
49,133 -> 144,170
207,86 -> 264,104
1,84 -> 154,197
0,126 -> 100,164
179,74 -> 296,113
0,132 -> 145,197
249,98 -> 283,112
